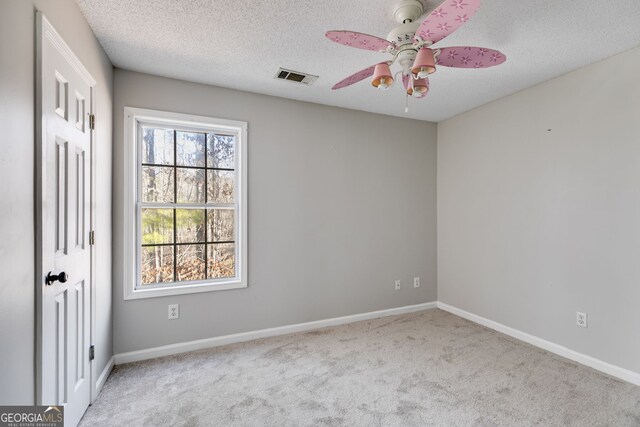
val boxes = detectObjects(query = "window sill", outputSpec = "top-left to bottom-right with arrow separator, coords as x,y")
124,280 -> 247,300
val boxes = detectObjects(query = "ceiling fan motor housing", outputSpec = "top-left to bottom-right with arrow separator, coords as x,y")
387,21 -> 420,46
387,21 -> 420,72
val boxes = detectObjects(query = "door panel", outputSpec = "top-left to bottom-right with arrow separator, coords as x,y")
75,147 -> 86,250
54,291 -> 67,405
74,280 -> 86,386
55,138 -> 68,256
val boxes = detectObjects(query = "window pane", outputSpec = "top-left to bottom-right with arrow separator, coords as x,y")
176,168 -> 205,204
141,209 -> 174,244
141,166 -> 174,203
176,244 -> 205,282
141,127 -> 174,165
176,131 -> 205,167
207,243 -> 235,279
176,209 -> 205,243
141,245 -> 174,285
207,170 -> 235,204
207,134 -> 235,169
207,209 -> 234,242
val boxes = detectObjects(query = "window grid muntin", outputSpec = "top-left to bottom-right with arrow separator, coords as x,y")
141,163 -> 234,172
141,241 -> 235,247
138,124 -> 238,286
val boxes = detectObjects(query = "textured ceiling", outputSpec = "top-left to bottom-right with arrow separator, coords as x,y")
75,0 -> 640,122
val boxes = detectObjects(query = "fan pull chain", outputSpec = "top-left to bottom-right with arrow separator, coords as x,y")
405,93 -> 409,114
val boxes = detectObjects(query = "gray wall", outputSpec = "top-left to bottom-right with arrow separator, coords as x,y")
113,70 -> 438,354
0,0 -> 113,404
438,46 -> 640,373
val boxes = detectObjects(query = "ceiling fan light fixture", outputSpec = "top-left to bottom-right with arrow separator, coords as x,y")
412,48 -> 436,79
326,0 -> 507,107
410,77 -> 429,98
372,63 -> 394,89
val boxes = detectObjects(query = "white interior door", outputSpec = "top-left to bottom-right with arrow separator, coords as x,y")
36,14 -> 95,427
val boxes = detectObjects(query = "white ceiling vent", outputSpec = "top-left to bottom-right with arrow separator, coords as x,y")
275,68 -> 318,85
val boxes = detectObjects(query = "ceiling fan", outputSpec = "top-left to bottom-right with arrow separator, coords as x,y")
326,0 -> 506,108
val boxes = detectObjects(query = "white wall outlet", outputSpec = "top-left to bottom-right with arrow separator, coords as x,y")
395,280 -> 401,291
168,304 -> 180,320
414,277 -> 420,288
576,312 -> 587,328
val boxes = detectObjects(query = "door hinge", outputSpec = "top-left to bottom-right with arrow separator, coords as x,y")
89,114 -> 95,130
89,345 -> 95,361
89,230 -> 95,245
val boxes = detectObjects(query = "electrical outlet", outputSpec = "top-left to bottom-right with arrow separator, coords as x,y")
395,280 -> 401,291
576,312 -> 587,328
168,304 -> 180,320
414,277 -> 420,288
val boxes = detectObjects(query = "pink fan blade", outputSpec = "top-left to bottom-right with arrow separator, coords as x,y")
414,0 -> 482,45
436,47 -> 506,68
332,64 -> 379,90
326,30 -> 393,52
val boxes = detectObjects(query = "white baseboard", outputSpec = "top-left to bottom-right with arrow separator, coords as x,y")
112,300 -> 639,387
94,356 -> 114,398
114,302 -> 437,364
437,302 -> 640,387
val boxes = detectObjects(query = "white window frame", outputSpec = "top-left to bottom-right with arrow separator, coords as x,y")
123,107 -> 248,300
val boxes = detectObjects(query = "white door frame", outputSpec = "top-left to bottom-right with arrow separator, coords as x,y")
35,11 -> 98,405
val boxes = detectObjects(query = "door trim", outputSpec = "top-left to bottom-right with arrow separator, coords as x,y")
35,11 -> 97,405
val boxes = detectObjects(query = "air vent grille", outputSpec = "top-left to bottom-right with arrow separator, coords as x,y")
275,68 -> 318,85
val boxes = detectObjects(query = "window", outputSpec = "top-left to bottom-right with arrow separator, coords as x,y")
123,107 -> 247,299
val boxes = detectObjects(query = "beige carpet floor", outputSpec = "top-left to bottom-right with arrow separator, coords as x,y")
80,309 -> 640,426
